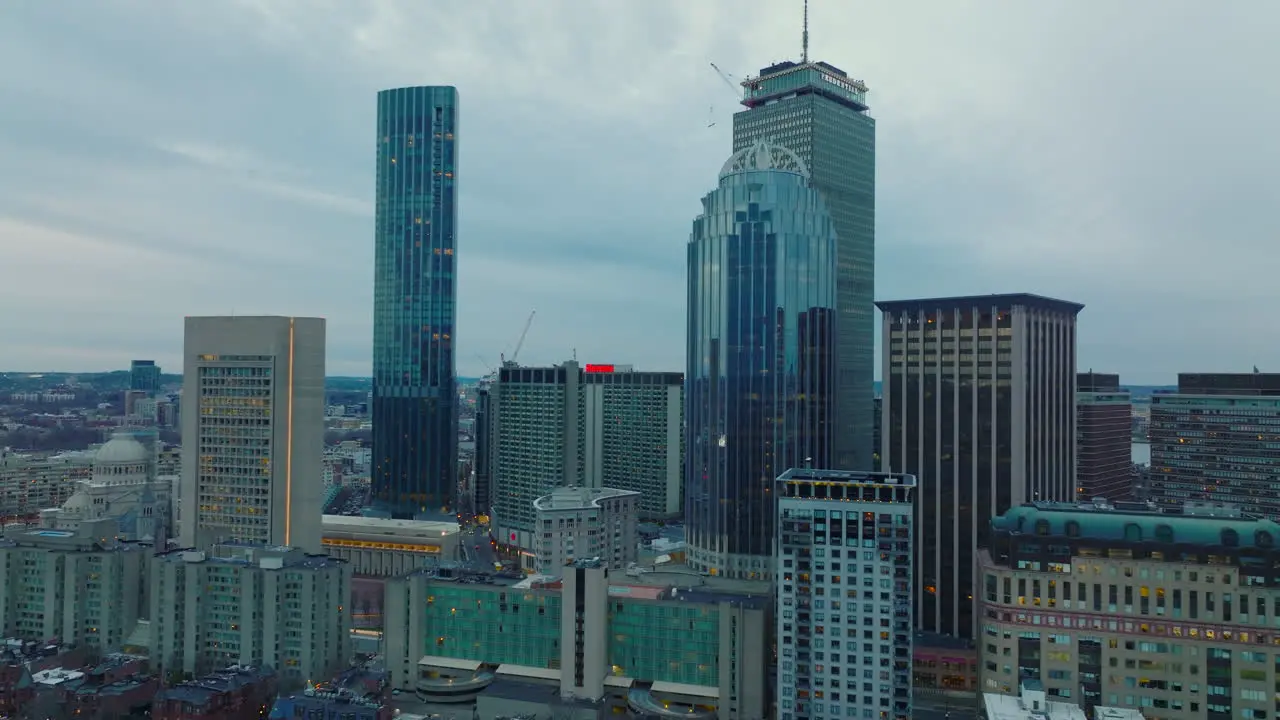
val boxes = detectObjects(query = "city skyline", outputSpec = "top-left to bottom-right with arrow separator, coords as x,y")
3,1 -> 1278,383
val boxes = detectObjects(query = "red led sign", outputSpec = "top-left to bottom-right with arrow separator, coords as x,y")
585,364 -> 616,373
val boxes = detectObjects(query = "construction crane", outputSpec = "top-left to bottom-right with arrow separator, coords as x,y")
500,310 -> 536,368
707,62 -> 743,128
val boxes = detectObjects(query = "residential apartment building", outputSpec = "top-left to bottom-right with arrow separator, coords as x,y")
1077,372 -> 1133,500
180,316 -> 325,553
490,361 -> 683,551
532,485 -> 640,575
0,450 -> 92,518
0,519 -> 146,652
775,469 -> 915,720
878,293 -> 1082,639
1150,372 -> 1280,518
384,561 -> 770,719
150,543 -> 351,690
979,499 -> 1280,720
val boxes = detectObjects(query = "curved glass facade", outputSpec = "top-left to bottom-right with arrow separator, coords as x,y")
371,86 -> 459,518
685,143 -> 838,579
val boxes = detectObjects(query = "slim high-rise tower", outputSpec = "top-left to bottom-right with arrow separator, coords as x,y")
734,58 -> 875,473
878,294 -> 1082,638
685,141 -> 838,580
371,86 -> 459,518
180,316 -> 324,553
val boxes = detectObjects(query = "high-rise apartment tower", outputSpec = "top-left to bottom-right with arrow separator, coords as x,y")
371,86 -> 460,518
180,316 -> 324,553
776,469 -> 915,720
734,59 -> 875,473
878,294 -> 1082,638
686,141 -> 838,580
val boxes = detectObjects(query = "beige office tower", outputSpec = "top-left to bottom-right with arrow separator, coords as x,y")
180,316 -> 325,553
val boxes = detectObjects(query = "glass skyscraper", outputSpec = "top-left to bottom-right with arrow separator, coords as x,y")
371,86 -> 459,518
734,60 -> 876,474
685,141 -> 838,580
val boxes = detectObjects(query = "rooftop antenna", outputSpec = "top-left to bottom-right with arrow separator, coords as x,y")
802,0 -> 809,63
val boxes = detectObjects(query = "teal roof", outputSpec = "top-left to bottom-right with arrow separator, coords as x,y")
993,502 -> 1280,550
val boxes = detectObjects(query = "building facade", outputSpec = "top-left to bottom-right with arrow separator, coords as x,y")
775,469 -> 915,720
686,140 -> 838,580
979,500 -> 1280,720
180,316 -> 324,553
150,544 -> 351,690
491,361 -> 683,550
734,60 -> 876,474
473,378 -> 493,515
1150,372 -> 1280,518
0,450 -> 92,519
383,562 -> 770,719
130,360 -> 161,393
0,520 -> 146,652
878,294 -> 1082,639
153,665 -> 279,720
371,85 -> 460,518
1076,371 -> 1132,500
532,485 -> 640,575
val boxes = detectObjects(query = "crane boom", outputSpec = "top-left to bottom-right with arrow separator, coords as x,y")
510,310 -> 536,364
709,62 -> 741,98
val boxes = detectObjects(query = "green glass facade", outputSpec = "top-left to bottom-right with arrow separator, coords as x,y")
372,86 -> 459,518
608,600 -> 721,686
422,585 -> 563,668
734,61 -> 876,474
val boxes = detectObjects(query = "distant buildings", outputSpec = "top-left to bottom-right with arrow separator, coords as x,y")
371,85 -> 460,519
979,499 -> 1280,718
878,293 -> 1083,639
384,561 -> 769,719
150,544 -> 351,689
490,360 -> 683,555
1150,372 -> 1280,518
180,316 -> 325,553
0,519 -> 147,651
0,448 -> 92,518
734,59 -> 877,474
1076,371 -> 1132,500
775,469 -> 915,720
532,486 -> 640,575
130,360 -> 161,393
685,140 -> 838,581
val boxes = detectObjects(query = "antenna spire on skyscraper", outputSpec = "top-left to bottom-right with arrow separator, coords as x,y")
802,0 -> 810,63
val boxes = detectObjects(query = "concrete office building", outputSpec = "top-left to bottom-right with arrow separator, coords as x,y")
384,560 -> 769,719
1150,372 -> 1280,518
775,469 -> 915,720
532,486 -> 640,576
150,543 -> 351,689
979,499 -> 1280,720
878,294 -> 1082,639
686,141 -> 838,580
1076,372 -> 1132,500
490,361 -> 683,551
0,519 -> 146,652
371,86 -> 460,518
180,316 -> 324,554
734,58 -> 877,474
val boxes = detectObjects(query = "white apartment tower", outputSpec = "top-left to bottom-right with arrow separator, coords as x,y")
776,469 -> 916,720
180,316 -> 324,553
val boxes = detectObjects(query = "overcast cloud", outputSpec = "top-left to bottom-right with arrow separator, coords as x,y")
1,1 -> 1277,383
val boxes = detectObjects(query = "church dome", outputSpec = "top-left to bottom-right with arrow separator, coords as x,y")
63,489 -> 92,515
94,433 -> 149,466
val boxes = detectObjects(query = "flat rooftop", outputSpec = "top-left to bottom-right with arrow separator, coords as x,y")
322,514 -> 459,537
876,293 -> 1084,316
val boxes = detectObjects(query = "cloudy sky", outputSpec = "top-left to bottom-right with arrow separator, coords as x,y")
2,1 -> 1276,383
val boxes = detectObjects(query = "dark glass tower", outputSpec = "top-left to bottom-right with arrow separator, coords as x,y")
734,61 -> 875,474
371,86 -> 459,518
685,141 -> 837,580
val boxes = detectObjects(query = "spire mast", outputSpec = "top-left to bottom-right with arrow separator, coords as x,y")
802,0 -> 809,63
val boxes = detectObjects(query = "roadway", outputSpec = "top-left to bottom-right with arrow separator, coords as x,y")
458,525 -> 500,570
